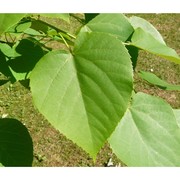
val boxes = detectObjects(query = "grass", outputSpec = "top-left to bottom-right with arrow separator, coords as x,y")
0,14 -> 180,166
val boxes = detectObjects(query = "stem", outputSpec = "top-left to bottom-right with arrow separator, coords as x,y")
8,33 -> 16,43
5,33 -> 9,43
4,33 -> 16,44
66,32 -> 76,39
58,33 -> 70,50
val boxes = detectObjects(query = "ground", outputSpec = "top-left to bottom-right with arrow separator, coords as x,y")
0,14 -> 179,166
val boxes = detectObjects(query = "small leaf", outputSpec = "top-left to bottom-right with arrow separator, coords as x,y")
30,32 -> 133,159
0,14 -> 26,35
24,28 -> 42,36
109,92 -> 180,166
0,43 -> 21,58
130,28 -> 180,64
81,14 -> 134,42
7,21 -> 31,33
139,71 -> 180,90
0,118 -> 33,166
129,16 -> 166,44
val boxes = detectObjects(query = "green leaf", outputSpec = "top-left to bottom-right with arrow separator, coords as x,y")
173,109 -> 180,127
129,16 -> 166,44
130,28 -> 180,64
7,21 -> 31,33
30,32 -> 133,159
0,43 -> 21,58
139,71 -> 180,90
40,13 -> 70,23
24,28 -> 42,36
0,118 -> 33,166
81,14 -> 134,42
0,14 -> 26,35
16,21 -> 32,32
109,92 -> 180,166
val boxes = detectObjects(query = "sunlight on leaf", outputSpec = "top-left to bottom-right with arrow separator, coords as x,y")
30,32 -> 133,159
81,14 -> 134,42
130,28 -> 180,64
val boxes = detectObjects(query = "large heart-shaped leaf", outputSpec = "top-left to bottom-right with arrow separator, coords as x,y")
81,14 -> 134,42
0,14 -> 26,35
130,28 -> 180,64
109,92 -> 180,166
30,32 -> 133,158
0,118 -> 33,166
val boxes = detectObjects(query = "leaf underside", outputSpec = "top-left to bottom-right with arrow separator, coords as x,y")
129,16 -> 166,44
130,28 -> 180,64
109,92 -> 180,166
